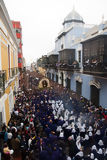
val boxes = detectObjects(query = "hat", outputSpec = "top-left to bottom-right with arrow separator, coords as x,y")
76,151 -> 83,157
66,156 -> 71,160
88,126 -> 93,132
90,153 -> 94,159
98,140 -> 104,146
54,116 -> 57,119
21,122 -> 24,127
98,148 -> 103,154
76,136 -> 81,141
59,131 -> 64,138
96,130 -> 101,135
10,149 -> 14,155
56,126 -> 62,132
66,125 -> 71,129
8,132 -> 12,139
59,116 -> 64,121
89,132 -> 92,137
84,134 -> 89,140
91,145 -> 97,151
72,128 -> 76,133
80,127 -> 85,132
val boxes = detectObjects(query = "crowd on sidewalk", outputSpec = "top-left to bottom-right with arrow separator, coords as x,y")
0,72 -> 107,160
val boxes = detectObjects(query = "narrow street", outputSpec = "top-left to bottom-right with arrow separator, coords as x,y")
1,70 -> 107,160
0,0 -> 107,159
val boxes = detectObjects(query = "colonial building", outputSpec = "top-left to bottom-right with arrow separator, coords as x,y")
37,55 -> 48,76
45,8 -> 107,108
0,0 -> 19,126
71,22 -> 107,108
46,51 -> 58,81
12,21 -> 23,72
46,8 -> 92,87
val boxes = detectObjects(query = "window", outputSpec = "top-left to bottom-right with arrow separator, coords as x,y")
18,58 -> 22,63
61,44 -> 63,49
18,48 -> 21,53
78,51 -> 81,63
8,45 -> 10,77
16,29 -> 20,33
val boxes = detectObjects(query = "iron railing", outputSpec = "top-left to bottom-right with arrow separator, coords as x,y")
83,63 -> 107,73
0,71 -> 6,98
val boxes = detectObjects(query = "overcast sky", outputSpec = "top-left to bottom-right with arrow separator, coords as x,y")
4,0 -> 107,65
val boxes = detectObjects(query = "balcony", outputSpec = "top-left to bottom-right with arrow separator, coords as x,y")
16,32 -> 21,39
83,62 -> 107,76
46,64 -> 57,70
15,67 -> 19,75
0,71 -> 6,98
8,68 -> 19,79
57,62 -> 80,72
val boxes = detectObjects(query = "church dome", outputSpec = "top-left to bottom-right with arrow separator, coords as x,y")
63,9 -> 84,25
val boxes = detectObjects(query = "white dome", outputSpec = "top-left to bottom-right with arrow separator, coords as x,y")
63,9 -> 84,25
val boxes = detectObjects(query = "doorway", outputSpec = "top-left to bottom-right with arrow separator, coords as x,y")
61,72 -> 64,86
91,85 -> 99,106
66,78 -> 71,89
56,75 -> 58,83
52,74 -> 54,81
76,81 -> 82,96
0,112 -> 2,129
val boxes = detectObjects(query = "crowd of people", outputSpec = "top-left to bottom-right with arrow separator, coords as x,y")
0,71 -> 107,160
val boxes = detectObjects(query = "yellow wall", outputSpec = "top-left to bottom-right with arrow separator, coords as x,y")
5,85 -> 10,95
5,80 -> 15,95
1,34 -> 7,45
0,17 -> 19,125
11,48 -> 14,68
15,50 -> 18,67
5,78 -> 17,124
5,98 -> 10,125
1,42 -> 8,80
0,19 -> 18,71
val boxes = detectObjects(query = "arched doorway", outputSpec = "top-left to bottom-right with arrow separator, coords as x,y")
76,81 -> 82,96
90,85 -> 99,106
61,72 -> 64,86
66,78 -> 71,89
90,80 -> 100,106
56,75 -> 58,83
52,73 -> 54,81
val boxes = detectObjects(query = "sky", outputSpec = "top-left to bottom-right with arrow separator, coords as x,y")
3,0 -> 107,65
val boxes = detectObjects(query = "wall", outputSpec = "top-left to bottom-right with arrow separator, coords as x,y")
70,72 -> 107,108
0,3 -> 19,125
5,98 -> 10,125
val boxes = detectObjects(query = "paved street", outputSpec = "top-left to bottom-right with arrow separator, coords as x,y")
1,71 -> 106,160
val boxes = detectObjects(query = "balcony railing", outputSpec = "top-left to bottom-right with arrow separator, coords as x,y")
46,64 -> 57,69
0,71 -> 6,98
15,67 -> 19,74
83,62 -> 107,73
8,68 -> 19,78
57,63 -> 80,71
